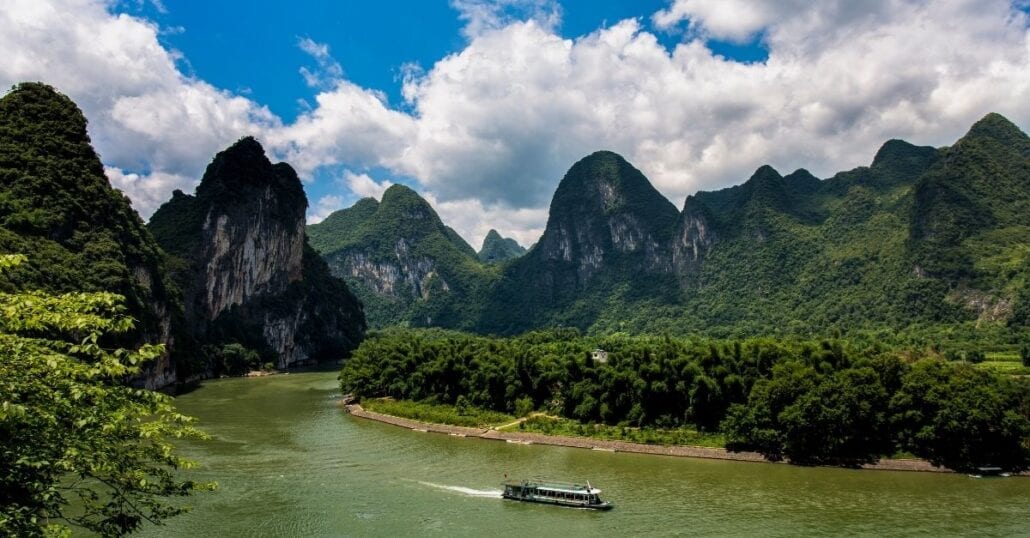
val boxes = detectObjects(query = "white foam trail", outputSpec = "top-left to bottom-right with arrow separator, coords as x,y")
419,481 -> 503,498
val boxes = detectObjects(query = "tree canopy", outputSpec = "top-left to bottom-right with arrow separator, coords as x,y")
0,255 -> 211,537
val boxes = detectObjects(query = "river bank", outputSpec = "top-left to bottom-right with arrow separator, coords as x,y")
344,403 -> 961,473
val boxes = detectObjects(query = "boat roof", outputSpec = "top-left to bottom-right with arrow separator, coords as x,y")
503,479 -> 602,494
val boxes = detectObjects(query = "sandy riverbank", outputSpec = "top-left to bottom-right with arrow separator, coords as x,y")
344,404 -> 963,473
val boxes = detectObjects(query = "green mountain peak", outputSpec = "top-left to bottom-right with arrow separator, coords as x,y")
963,112 -> 1029,148
306,185 -> 489,329
194,137 -> 305,210
0,82 -> 180,386
478,229 -> 526,264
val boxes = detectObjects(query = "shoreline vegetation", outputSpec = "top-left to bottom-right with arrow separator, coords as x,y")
345,400 -> 963,473
340,328 -> 1030,473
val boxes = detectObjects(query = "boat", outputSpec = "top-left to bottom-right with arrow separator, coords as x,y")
968,466 -> 1011,478
501,479 -> 613,510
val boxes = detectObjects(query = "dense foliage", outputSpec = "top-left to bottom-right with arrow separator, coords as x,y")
0,83 -> 181,364
341,329 -> 1030,471
0,255 -> 210,536
313,115 -> 1029,346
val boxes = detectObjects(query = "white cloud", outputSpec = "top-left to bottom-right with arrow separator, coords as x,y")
2,0 -> 1029,248
307,194 -> 345,224
450,0 -> 562,39
297,37 -> 344,89
424,193 -> 547,249
263,81 -> 416,180
342,171 -> 394,200
290,0 -> 1029,245
106,166 -> 196,217
0,0 -> 276,219
652,0 -> 810,42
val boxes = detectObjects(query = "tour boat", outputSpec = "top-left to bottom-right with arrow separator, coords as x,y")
501,479 -> 613,510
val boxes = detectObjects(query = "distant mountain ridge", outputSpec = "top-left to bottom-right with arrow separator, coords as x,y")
312,113 -> 1030,340
478,229 -> 526,264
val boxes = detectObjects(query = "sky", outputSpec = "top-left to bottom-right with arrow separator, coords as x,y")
1,1 -> 1029,248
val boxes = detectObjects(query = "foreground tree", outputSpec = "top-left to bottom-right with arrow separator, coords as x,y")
0,255 -> 211,537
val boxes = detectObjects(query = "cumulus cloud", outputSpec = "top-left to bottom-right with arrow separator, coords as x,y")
263,81 -> 416,180
276,0 -> 1028,246
342,171 -> 394,200
2,0 -> 1029,247
105,166 -> 196,217
0,0 -> 276,219
424,193 -> 547,249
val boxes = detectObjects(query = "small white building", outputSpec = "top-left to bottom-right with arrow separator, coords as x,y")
591,349 -> 609,364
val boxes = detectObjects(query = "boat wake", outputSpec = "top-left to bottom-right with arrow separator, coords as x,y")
418,481 -> 503,499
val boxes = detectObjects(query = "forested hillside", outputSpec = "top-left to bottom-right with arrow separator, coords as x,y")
308,185 -> 497,329
0,83 -> 181,387
315,114 -> 1030,345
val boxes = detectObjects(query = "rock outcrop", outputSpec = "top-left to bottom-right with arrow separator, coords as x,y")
149,138 -> 365,369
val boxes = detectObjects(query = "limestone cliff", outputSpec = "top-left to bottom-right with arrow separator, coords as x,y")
672,195 -> 716,278
307,185 -> 490,330
149,138 -> 365,370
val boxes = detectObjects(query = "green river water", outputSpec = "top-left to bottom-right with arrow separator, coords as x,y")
139,370 -> 1029,537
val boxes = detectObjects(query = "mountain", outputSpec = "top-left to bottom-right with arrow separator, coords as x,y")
909,113 -> 1030,324
148,138 -> 365,371
0,83 -> 179,388
307,185 -> 494,329
588,113 -> 1028,337
480,151 -> 681,333
478,229 -> 526,263
307,114 -> 1028,342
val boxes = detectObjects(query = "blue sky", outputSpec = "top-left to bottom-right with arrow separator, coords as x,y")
3,0 -> 1027,247
123,1 -> 767,124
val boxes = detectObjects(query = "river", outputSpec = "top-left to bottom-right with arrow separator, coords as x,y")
140,370 -> 1029,537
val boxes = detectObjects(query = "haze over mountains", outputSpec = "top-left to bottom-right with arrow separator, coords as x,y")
310,113 -> 1030,339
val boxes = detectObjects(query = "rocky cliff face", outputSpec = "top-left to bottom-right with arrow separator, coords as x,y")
0,83 -> 178,388
149,138 -> 365,369
533,151 -> 680,286
672,195 -> 716,277
308,185 -> 490,329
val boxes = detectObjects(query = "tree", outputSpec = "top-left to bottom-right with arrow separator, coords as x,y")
890,360 -> 1030,472
0,255 -> 212,536
1021,344 -> 1030,368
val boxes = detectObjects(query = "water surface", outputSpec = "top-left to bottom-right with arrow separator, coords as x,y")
142,371 -> 1029,537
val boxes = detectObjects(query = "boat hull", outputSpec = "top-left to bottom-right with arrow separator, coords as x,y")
502,493 -> 614,511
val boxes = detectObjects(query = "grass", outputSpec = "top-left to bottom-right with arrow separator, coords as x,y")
361,399 -> 728,447
509,415 -> 727,448
978,350 -> 1030,375
361,398 -> 514,428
